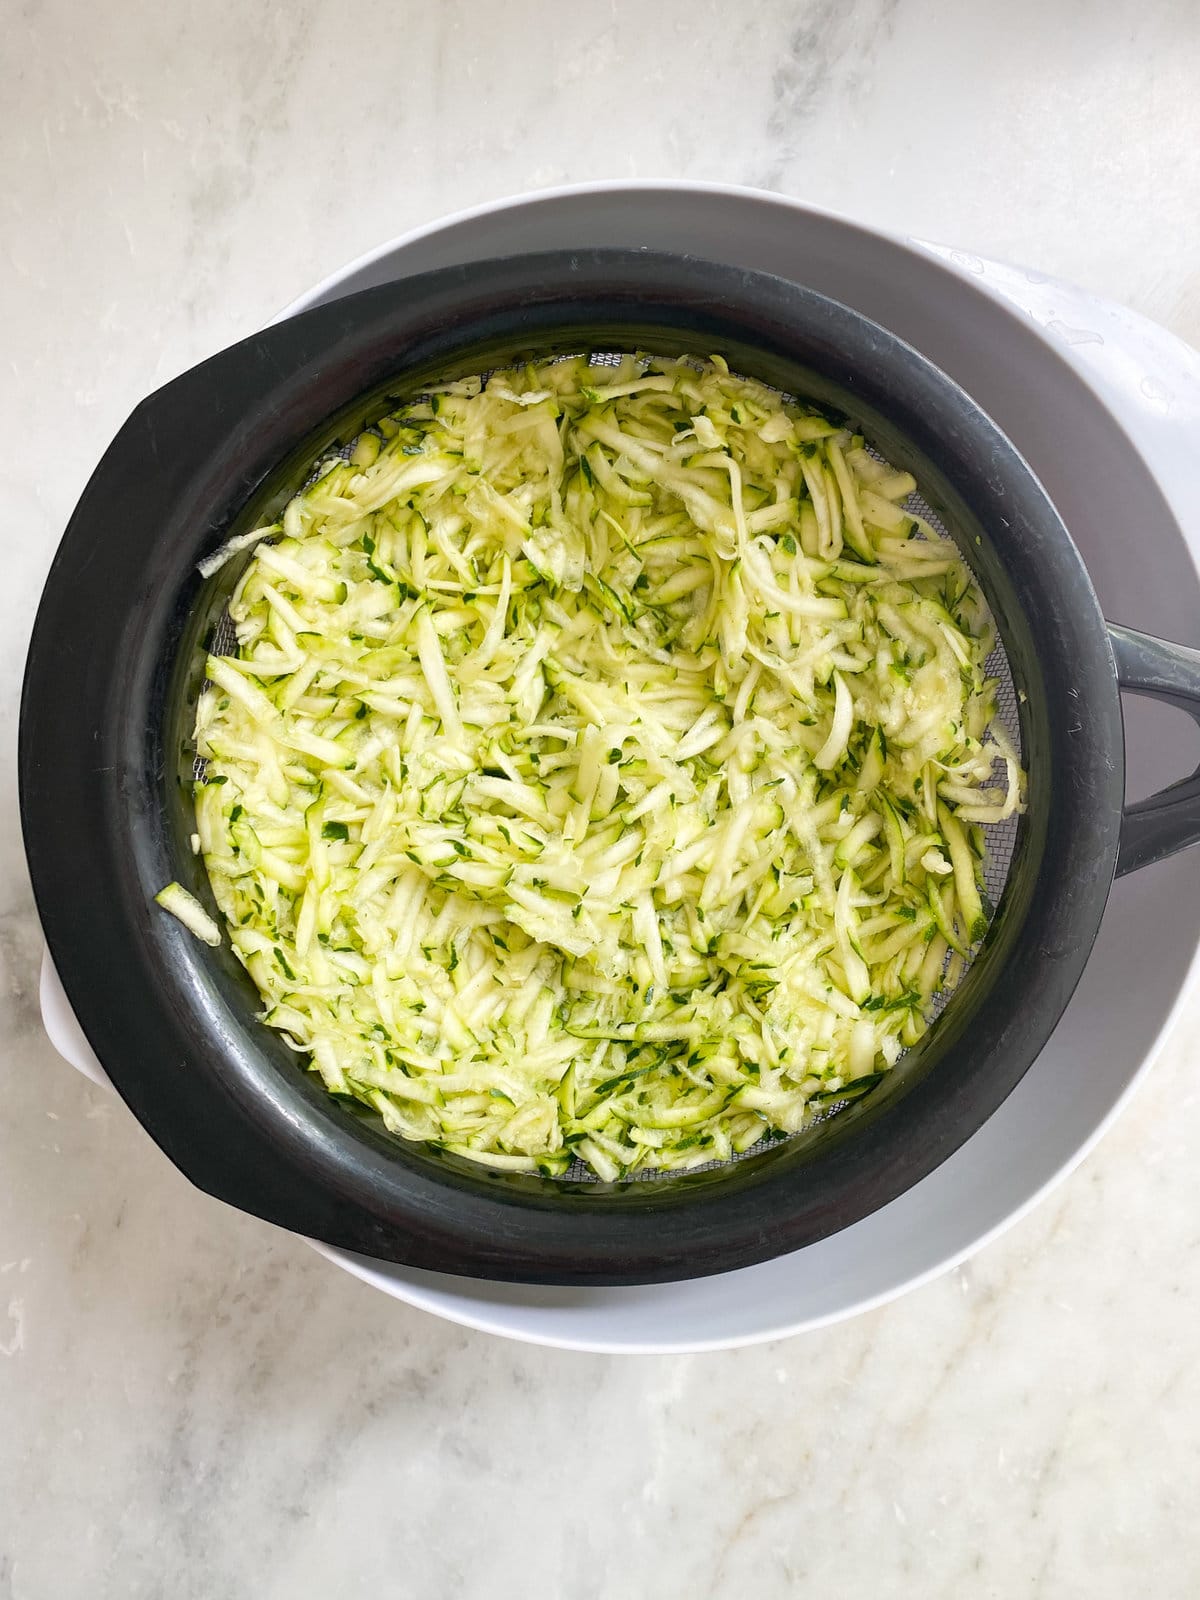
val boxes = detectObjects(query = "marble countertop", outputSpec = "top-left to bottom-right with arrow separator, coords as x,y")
4,3 -> 1200,1595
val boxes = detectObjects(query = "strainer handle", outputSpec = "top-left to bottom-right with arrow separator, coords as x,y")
1110,624 -> 1200,876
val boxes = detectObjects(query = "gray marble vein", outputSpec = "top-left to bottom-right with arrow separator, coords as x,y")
3,1 -> 1200,1596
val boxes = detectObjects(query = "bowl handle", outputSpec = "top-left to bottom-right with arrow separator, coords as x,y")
39,951 -> 113,1090
1110,623 -> 1200,876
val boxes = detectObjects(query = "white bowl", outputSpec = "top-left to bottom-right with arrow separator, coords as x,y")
43,183 -> 1200,1351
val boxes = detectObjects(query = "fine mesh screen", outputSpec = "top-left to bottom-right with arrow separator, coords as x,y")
912,493 -> 1021,1003
191,353 -> 1024,1180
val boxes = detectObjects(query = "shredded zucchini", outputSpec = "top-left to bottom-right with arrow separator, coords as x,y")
186,355 -> 1024,1178
155,882 -> 222,947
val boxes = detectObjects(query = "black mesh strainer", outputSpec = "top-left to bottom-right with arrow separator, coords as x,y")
20,251 -> 1200,1284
